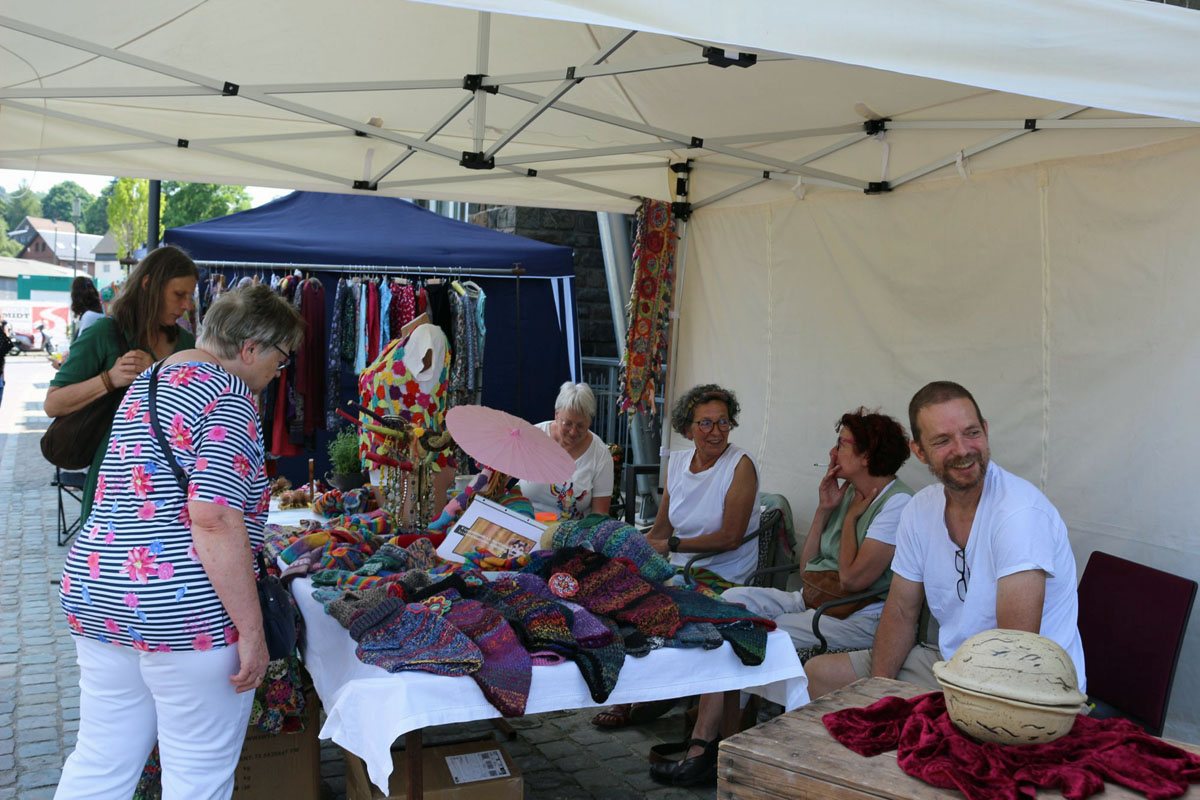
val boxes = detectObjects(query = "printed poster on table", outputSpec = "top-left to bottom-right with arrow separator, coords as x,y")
435,496 -> 545,563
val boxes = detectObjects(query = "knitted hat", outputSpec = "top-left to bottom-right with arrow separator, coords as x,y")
349,598 -> 483,676
507,573 -> 625,702
440,592 -> 532,717
478,579 -> 576,656
546,548 -> 680,638
326,584 -> 395,628
356,543 -> 413,576
619,626 -> 652,658
510,573 -> 613,648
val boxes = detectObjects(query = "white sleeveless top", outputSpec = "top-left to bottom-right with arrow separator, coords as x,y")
666,444 -> 760,583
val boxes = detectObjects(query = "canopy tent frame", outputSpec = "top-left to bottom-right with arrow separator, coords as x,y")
9,9 -> 1199,210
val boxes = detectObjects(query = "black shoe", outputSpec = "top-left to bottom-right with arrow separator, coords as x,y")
648,737 -> 719,787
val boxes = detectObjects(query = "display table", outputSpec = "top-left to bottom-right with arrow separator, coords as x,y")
294,580 -> 808,792
719,677 -> 1200,800
269,505 -> 809,793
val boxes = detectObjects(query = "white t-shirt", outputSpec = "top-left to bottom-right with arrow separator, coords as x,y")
892,462 -> 1086,690
518,422 -> 613,519
666,444 -> 760,583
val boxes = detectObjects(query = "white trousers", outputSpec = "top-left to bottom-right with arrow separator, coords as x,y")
722,586 -> 882,651
55,637 -> 254,800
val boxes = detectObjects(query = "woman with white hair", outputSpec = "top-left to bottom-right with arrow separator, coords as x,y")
518,381 -> 613,519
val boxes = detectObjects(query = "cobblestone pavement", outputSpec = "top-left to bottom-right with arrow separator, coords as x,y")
1,355 -> 717,799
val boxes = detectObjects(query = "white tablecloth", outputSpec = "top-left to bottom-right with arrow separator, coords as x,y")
270,508 -> 810,792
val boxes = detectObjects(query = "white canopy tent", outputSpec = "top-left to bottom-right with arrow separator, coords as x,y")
5,0 -> 1200,740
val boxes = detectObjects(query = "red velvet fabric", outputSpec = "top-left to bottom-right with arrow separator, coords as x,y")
823,692 -> 1200,800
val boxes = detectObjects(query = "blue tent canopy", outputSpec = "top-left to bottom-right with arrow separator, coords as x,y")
164,190 -> 575,277
164,191 -> 580,481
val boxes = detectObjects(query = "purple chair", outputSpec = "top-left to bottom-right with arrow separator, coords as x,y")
1076,550 -> 1196,736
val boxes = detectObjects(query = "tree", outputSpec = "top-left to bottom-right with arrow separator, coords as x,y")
3,182 -> 42,232
161,182 -> 251,230
41,181 -> 94,225
82,180 -> 116,235
107,178 -> 154,259
0,219 -> 21,257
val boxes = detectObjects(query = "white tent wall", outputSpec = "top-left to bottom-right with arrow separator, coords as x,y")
672,135 -> 1200,741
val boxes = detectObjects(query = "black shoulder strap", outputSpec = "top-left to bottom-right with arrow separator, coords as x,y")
148,362 -> 189,494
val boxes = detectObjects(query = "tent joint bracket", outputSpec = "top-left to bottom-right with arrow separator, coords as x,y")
222,81 -> 239,96
177,139 -> 189,148
462,74 -> 499,94
702,47 -> 757,69
352,180 -> 378,191
671,201 -> 692,221
863,118 -> 890,136
865,181 -> 892,194
1025,118 -> 1038,131
460,151 -> 496,169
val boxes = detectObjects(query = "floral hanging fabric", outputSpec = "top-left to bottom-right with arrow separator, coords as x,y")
618,199 -> 675,416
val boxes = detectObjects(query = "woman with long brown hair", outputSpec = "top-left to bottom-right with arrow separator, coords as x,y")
45,245 -> 200,522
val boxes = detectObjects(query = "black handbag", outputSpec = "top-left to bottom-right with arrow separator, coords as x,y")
148,362 -> 297,660
41,326 -> 130,470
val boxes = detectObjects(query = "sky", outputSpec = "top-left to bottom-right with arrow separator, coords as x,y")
0,168 -> 289,209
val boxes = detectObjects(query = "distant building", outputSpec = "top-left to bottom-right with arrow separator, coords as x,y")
92,231 -> 123,289
12,217 -> 102,273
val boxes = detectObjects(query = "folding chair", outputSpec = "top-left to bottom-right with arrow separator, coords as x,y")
1076,550 -> 1197,736
52,466 -> 87,546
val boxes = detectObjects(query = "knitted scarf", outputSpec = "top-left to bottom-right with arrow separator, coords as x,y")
618,198 -> 675,416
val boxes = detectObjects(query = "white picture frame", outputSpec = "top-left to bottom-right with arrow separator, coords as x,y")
434,496 -> 546,563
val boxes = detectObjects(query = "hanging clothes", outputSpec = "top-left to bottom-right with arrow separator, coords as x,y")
354,279 -> 368,374
366,278 -> 381,364
298,277 -> 326,436
326,278 -> 347,430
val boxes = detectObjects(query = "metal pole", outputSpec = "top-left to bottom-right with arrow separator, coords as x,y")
72,196 -> 80,279
658,216 -> 690,483
148,179 -> 161,248
598,211 -> 658,514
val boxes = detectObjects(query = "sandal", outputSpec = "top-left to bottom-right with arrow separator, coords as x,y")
591,698 -> 677,728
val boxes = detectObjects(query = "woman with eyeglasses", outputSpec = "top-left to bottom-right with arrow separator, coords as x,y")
518,381 -> 613,519
591,383 -> 759,732
646,383 -> 759,588
55,284 -> 305,799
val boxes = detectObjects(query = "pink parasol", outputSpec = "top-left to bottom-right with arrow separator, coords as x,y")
446,405 -> 575,484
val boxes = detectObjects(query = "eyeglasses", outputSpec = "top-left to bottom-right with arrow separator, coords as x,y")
270,343 -> 293,372
694,418 -> 732,433
955,547 -> 971,601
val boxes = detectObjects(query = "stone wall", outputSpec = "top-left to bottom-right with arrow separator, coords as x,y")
470,205 -> 618,359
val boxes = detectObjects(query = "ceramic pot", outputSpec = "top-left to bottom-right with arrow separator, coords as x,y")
327,471 -> 369,492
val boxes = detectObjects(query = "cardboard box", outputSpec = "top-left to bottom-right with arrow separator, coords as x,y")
344,740 -> 523,800
232,690 -> 321,800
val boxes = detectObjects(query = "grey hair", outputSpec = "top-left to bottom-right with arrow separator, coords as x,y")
554,381 -> 597,420
196,284 -> 305,359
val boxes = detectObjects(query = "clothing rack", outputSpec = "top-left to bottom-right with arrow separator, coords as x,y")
198,260 -> 526,413
192,261 -> 526,278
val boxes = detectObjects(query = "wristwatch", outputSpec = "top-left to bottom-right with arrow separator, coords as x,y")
668,535 -> 681,553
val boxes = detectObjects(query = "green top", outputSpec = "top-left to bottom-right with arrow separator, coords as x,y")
51,317 -> 196,522
796,478 -> 914,601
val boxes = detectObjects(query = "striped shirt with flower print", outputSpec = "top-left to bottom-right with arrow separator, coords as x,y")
59,361 -> 270,652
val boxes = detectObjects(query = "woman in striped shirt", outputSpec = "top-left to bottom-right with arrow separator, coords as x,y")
56,284 -> 304,800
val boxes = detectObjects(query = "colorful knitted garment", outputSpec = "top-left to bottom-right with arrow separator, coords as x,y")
349,598 -> 482,676
664,621 -> 725,650
326,584 -> 399,628
509,573 -> 613,647
312,486 -> 379,517
248,655 -> 309,734
478,578 -> 577,657
552,516 -> 674,583
618,198 -> 675,416
545,548 -> 680,638
437,589 -> 532,718
659,584 -> 774,666
326,509 -> 393,538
